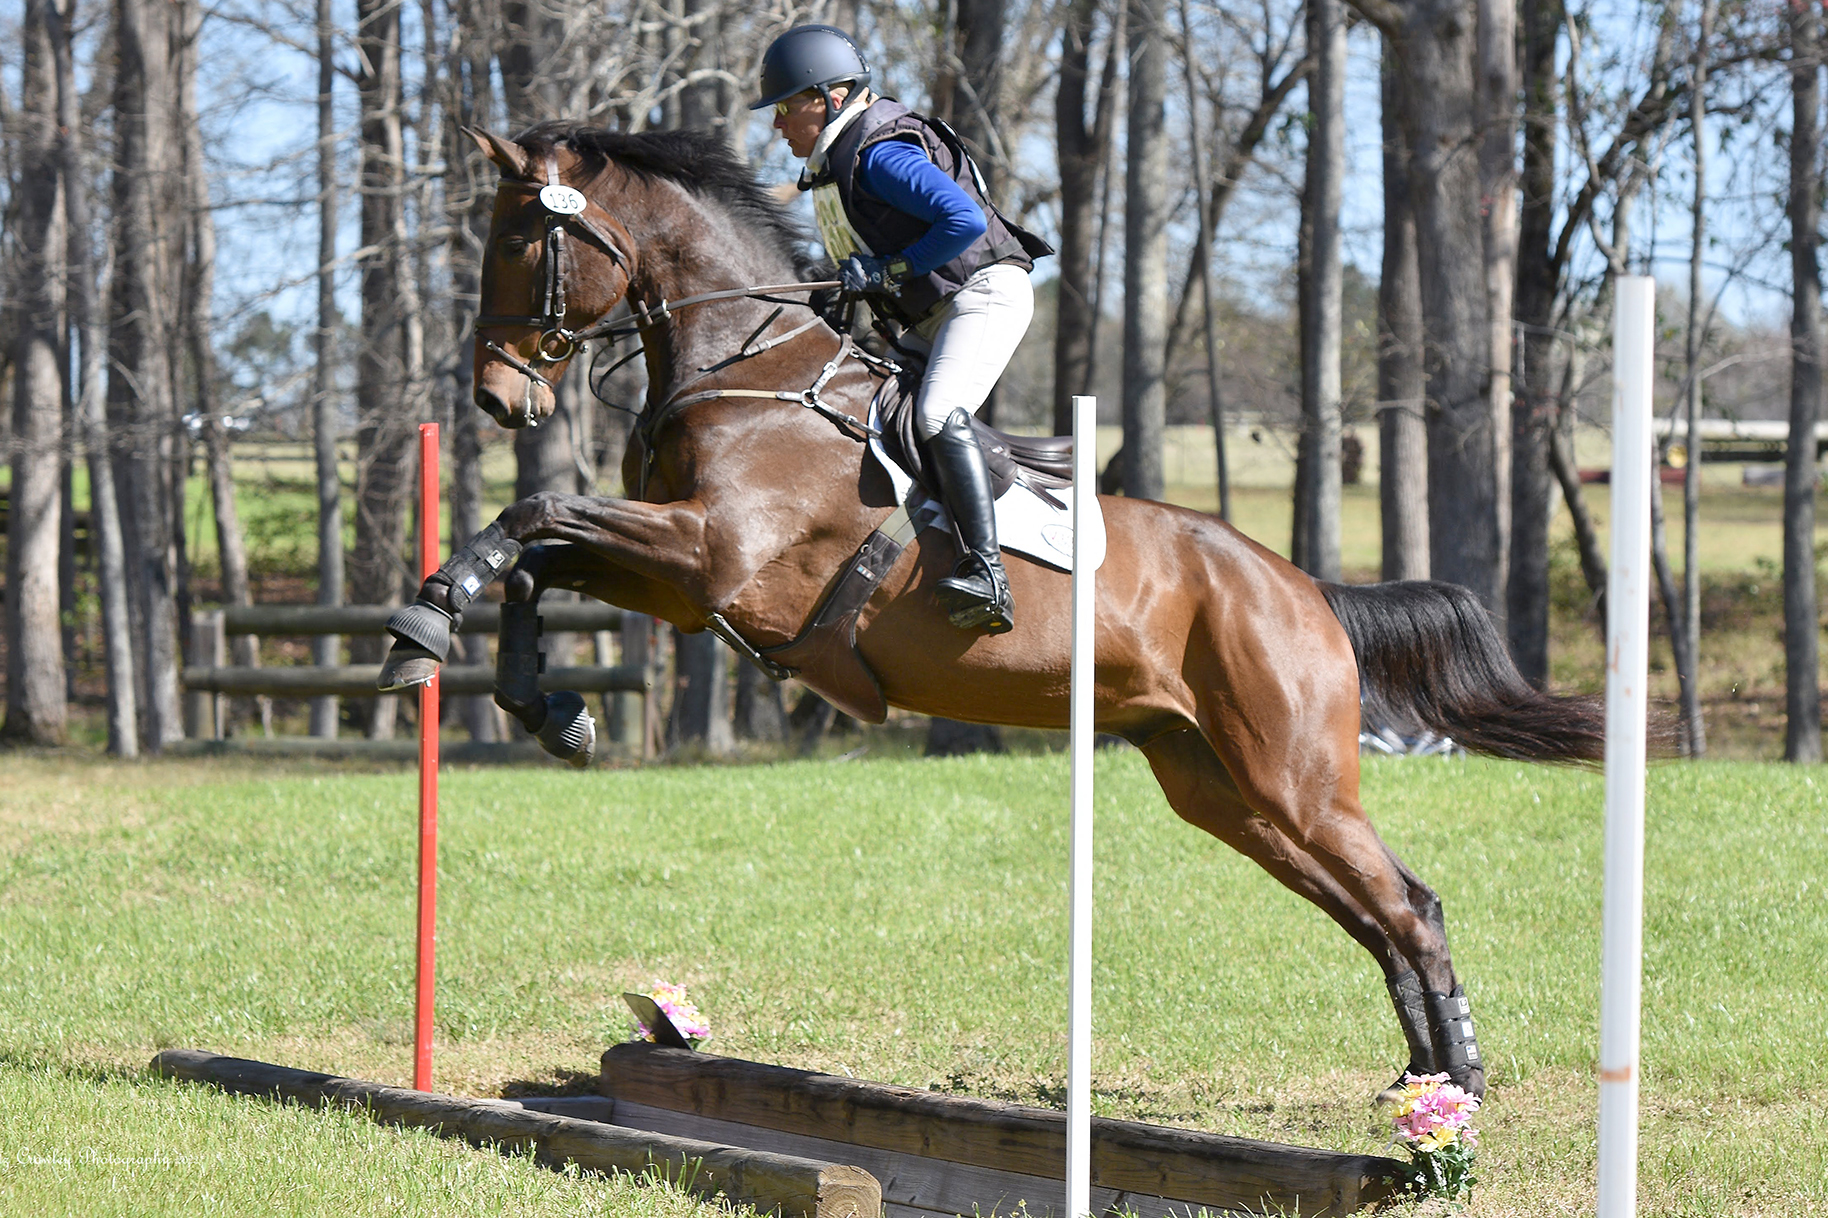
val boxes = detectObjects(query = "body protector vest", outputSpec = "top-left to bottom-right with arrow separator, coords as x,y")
803,98 -> 1053,327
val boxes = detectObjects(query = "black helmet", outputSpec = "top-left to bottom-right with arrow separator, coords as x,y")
750,25 -> 871,110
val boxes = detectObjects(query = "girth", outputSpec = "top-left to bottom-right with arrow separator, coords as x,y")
737,504 -> 919,724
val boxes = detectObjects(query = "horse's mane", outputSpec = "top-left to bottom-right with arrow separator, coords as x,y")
514,122 -> 826,280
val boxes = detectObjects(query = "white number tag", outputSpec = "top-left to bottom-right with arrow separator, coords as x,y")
539,184 -> 587,216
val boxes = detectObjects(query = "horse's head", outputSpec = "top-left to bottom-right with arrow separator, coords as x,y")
467,127 -> 635,428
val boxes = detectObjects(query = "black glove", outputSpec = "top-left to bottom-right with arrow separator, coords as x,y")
839,253 -> 909,296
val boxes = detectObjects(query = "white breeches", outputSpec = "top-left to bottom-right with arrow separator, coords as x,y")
898,263 -> 1035,439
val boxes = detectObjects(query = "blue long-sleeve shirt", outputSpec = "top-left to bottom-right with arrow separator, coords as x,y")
856,139 -> 987,276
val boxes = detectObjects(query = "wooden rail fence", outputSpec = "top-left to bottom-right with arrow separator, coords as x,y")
180,601 -> 656,759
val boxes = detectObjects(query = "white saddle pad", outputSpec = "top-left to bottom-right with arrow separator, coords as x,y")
867,412 -> 1106,573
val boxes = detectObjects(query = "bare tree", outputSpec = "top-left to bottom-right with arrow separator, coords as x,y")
1350,0 -> 1502,610
3,0 -> 69,745
48,0 -> 137,754
1509,2 -> 1682,680
1677,0 -> 1714,756
1051,0 -> 1119,435
1292,0 -> 1344,581
109,0 -> 187,749
350,0 -> 423,739
1120,0 -> 1168,502
309,0 -> 344,739
1378,37 -> 1427,581
1785,0 -> 1822,763
444,0 -> 503,742
176,0 -> 266,735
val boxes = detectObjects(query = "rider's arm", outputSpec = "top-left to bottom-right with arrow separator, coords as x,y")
856,138 -> 987,275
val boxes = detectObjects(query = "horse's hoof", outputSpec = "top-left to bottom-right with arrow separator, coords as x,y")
378,643 -> 441,691
535,690 -> 596,769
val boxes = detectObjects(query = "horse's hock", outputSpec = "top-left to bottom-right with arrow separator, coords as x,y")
150,1046 -> 1402,1218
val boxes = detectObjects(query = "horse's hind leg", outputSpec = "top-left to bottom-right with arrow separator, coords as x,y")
1140,729 -> 1439,1091
1195,703 -> 1487,1097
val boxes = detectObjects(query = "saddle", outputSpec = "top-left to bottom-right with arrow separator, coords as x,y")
871,367 -> 1076,503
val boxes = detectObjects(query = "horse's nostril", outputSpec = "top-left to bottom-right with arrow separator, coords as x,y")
475,385 -> 523,429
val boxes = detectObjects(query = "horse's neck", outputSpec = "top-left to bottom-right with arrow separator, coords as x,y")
630,201 -> 812,402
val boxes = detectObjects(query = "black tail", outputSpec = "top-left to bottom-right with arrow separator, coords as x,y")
1319,579 -> 1608,764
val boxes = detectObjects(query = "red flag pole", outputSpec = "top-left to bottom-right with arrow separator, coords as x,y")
414,422 -> 441,1091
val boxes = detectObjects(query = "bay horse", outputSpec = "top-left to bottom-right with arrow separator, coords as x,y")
381,121 -> 1607,1101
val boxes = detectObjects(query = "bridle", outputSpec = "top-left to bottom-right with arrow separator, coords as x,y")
474,154 -> 638,402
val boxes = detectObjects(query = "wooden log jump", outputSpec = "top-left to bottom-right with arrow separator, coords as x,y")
599,1044 -> 1403,1218
151,1049 -> 879,1218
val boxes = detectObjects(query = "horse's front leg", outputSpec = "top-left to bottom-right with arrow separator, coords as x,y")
377,492 -> 709,690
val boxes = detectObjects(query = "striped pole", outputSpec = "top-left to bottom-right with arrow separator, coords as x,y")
1067,395 -> 1100,1218
1598,276 -> 1654,1216
414,422 -> 441,1091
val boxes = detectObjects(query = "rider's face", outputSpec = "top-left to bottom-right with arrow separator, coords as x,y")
773,89 -> 834,159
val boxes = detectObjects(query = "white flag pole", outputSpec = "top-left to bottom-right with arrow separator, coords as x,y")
1597,275 -> 1654,1218
1067,395 -> 1099,1218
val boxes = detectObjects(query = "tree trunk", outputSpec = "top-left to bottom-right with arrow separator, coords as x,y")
1362,0 -> 1501,608
446,0 -> 499,742
1786,0 -> 1823,763
1120,0 -> 1168,502
49,0 -> 137,754
1176,0 -> 1229,521
952,0 -> 1008,185
1478,0 -> 1516,600
177,0 -> 266,736
733,661 -> 786,743
1051,0 -> 1115,435
110,0 -> 186,749
1678,0 -> 1715,756
3,0 -> 70,745
309,0 -> 344,738
351,0 -> 418,739
1377,39 -> 1427,582
1294,0 -> 1344,581
670,632 -> 733,754
1507,0 -> 1561,684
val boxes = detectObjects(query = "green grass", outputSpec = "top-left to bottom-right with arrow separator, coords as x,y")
1,752 -> 1823,1215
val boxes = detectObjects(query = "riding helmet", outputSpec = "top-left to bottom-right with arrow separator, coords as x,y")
750,25 -> 872,110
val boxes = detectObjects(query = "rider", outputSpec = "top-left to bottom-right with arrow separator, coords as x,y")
752,24 -> 1051,636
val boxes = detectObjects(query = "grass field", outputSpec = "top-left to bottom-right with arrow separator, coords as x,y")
2,751 -> 1823,1216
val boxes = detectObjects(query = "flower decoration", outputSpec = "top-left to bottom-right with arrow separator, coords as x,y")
632,980 -> 711,1048
1391,1072 -> 1480,1203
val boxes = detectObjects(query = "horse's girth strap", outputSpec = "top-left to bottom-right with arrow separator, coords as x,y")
749,505 -> 916,725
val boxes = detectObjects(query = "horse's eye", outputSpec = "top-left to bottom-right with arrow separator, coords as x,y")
500,235 -> 530,257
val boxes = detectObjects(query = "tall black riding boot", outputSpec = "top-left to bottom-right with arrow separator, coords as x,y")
927,408 -> 1015,635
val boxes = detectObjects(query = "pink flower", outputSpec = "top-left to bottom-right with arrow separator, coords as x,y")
634,980 -> 711,1044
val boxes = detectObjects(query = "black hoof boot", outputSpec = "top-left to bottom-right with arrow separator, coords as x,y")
1376,970 -> 1439,1104
1425,984 -> 1487,1098
379,600 -> 457,691
927,408 -> 1015,636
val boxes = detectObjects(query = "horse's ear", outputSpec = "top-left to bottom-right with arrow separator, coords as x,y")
463,125 -> 534,180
